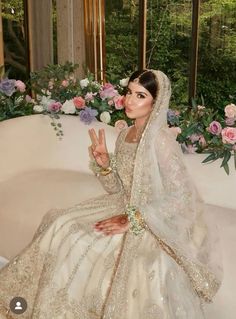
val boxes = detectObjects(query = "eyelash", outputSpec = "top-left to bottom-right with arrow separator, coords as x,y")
126,91 -> 145,99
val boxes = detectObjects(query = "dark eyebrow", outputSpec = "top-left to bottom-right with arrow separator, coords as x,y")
135,91 -> 148,96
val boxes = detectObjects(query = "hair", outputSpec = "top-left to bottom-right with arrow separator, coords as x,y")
128,69 -> 158,100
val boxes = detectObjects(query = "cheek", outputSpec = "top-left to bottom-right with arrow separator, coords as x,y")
136,101 -> 153,115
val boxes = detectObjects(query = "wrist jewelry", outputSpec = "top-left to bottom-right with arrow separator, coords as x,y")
89,153 -> 117,176
125,204 -> 146,235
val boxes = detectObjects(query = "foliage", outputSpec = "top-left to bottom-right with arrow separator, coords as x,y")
1,61 -> 236,173
30,62 -> 131,138
168,99 -> 236,174
0,75 -> 34,121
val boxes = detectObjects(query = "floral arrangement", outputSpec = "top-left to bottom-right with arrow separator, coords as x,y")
167,101 -> 236,174
0,62 -> 235,173
0,77 -> 34,121
30,63 -> 131,137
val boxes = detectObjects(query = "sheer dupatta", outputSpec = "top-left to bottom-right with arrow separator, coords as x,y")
129,70 -> 222,302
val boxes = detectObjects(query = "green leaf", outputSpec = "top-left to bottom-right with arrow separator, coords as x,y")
220,150 -> 231,168
223,163 -> 229,175
202,152 -> 218,163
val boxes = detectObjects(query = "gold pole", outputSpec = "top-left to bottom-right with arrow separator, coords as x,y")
138,0 -> 147,70
0,1 -> 5,71
189,0 -> 200,102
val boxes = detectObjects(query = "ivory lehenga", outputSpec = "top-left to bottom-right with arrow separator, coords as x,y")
0,71 -> 222,319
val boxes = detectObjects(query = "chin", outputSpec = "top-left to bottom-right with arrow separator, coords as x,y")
125,112 -> 135,119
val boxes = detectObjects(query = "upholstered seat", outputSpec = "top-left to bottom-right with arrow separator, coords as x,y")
0,114 -> 235,318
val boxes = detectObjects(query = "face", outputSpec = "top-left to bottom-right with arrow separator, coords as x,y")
124,81 -> 154,122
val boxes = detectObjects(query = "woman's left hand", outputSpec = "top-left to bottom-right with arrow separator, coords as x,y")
94,214 -> 129,236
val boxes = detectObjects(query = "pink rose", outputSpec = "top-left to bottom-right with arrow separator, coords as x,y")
114,120 -> 128,132
61,80 -> 69,87
108,99 -> 114,106
199,135 -> 207,147
100,83 -> 118,99
113,95 -> 125,110
15,80 -> 26,92
208,121 -> 222,135
48,101 -> 62,112
25,94 -> 32,103
225,104 -> 236,119
73,96 -> 85,109
221,127 -> 236,145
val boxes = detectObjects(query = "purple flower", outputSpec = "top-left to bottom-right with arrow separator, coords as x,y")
208,121 -> 222,135
167,109 -> 178,124
0,78 -> 16,96
79,107 -> 98,124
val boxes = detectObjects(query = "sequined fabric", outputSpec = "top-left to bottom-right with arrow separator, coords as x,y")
0,128 -> 205,319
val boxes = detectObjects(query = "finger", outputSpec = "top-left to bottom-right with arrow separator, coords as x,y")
88,129 -> 99,146
88,146 -> 94,158
98,129 -> 106,147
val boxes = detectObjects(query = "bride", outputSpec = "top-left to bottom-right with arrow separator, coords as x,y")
0,70 -> 221,318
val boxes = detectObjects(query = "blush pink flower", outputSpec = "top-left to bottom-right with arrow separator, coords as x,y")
100,83 -> 118,99
48,101 -> 62,112
189,133 -> 200,143
61,80 -> 69,87
199,135 -> 207,147
224,104 -> 236,119
225,117 -> 235,126
113,95 -> 125,110
15,80 -> 26,92
85,92 -> 95,102
73,96 -> 85,109
25,94 -> 33,103
221,127 -> 236,145
114,120 -> 128,132
208,121 -> 222,135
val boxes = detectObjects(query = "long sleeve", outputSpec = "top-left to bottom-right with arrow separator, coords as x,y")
89,132 -> 124,195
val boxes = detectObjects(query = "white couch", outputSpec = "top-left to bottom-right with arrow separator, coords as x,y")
0,114 -> 235,318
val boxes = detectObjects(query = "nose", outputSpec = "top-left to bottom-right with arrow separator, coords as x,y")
125,94 -> 133,107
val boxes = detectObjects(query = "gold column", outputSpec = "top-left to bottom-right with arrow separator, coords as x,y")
0,1 -> 4,70
84,0 -> 105,82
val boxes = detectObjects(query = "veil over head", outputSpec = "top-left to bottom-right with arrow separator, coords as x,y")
129,70 -> 222,302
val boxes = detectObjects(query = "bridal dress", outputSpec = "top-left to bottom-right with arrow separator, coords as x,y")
0,71 -> 221,318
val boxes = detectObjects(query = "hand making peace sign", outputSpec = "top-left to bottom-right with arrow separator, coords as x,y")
88,128 -> 110,168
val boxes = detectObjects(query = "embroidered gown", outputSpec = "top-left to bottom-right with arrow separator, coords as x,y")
0,128 -> 205,319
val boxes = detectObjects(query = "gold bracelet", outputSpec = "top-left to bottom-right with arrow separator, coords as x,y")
99,166 -> 112,176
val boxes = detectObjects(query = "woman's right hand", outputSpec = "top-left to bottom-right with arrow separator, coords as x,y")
88,128 -> 110,168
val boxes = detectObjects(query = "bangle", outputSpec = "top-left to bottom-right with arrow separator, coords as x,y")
89,153 -> 117,176
99,166 -> 112,176
125,204 -> 146,235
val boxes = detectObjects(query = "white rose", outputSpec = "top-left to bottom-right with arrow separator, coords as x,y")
119,78 -> 129,87
225,103 -> 236,119
100,111 -> 111,124
33,104 -> 44,113
80,78 -> 89,89
61,99 -> 76,114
